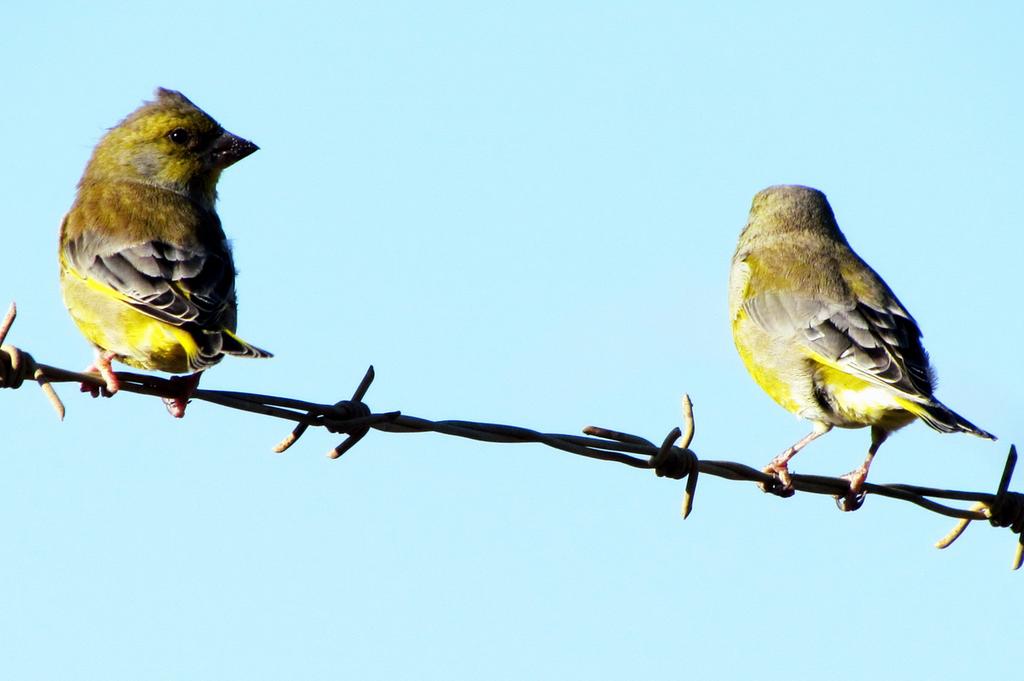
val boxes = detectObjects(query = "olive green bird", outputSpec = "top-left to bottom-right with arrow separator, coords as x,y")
729,185 -> 993,494
59,88 -> 271,417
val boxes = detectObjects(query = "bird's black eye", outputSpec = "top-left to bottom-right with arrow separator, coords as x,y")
168,128 -> 191,145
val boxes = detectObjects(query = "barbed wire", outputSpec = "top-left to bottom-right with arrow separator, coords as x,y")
2,301 -> 1021,569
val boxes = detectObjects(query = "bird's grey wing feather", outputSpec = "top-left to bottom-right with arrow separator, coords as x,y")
63,233 -> 235,330
744,291 -> 934,399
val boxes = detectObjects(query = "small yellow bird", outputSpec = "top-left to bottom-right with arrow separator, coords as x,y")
59,88 -> 271,417
729,185 -> 993,494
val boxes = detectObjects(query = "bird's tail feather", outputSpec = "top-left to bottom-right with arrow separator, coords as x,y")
221,329 -> 273,359
908,399 -> 995,440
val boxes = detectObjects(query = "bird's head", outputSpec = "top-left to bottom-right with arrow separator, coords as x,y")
738,184 -> 846,246
82,88 -> 257,209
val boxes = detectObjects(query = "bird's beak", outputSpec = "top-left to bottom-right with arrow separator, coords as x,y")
211,131 -> 258,169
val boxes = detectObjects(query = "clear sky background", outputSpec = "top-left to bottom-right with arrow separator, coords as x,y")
1,2 -> 1021,679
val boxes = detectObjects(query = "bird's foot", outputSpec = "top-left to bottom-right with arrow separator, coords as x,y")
835,467 -> 869,512
840,466 -> 868,493
161,372 -> 202,418
80,351 -> 119,397
760,459 -> 795,498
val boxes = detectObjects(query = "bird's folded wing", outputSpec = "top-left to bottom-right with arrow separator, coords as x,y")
63,236 -> 234,330
744,291 -> 934,399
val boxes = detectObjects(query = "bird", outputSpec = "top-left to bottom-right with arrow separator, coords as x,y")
728,184 -> 993,498
59,88 -> 271,417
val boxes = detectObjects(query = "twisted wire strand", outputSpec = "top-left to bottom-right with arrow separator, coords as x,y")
2,301 -> 1020,570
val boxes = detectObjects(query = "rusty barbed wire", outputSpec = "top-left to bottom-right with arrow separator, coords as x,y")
2,301 -> 1021,570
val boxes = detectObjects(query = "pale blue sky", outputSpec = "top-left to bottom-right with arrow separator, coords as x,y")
1,2 -> 1021,679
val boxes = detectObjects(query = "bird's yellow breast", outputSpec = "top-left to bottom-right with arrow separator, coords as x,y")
732,308 -> 815,417
60,266 -> 199,373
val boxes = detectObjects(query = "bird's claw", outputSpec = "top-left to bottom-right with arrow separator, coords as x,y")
161,372 -> 202,419
80,358 -> 119,398
835,469 -> 868,512
162,396 -> 188,418
834,490 -> 866,512
760,462 -> 795,498
80,381 -> 115,398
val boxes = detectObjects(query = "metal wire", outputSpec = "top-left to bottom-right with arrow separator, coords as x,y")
2,301 -> 1020,570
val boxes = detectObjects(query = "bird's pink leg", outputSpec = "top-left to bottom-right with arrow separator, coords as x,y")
81,350 -> 120,397
762,423 -> 833,493
835,427 -> 890,512
839,458 -> 873,494
161,372 -> 202,418
840,427 -> 889,494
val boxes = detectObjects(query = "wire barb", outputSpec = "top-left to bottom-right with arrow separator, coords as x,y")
935,446 -> 1023,569
648,427 -> 700,518
0,302 -> 65,419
